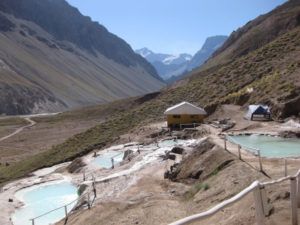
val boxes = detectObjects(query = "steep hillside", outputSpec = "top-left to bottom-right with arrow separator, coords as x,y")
1,1 -> 300,184
136,36 -> 227,83
1,24 -> 300,183
0,0 -> 164,115
187,35 -> 228,70
178,0 -> 300,85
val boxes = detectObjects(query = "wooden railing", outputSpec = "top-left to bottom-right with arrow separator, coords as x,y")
169,169 -> 300,225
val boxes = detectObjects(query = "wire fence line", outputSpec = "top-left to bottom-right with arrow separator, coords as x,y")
29,177 -> 97,225
225,135 -> 300,176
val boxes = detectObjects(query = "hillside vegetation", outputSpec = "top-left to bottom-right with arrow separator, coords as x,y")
1,21 -> 300,183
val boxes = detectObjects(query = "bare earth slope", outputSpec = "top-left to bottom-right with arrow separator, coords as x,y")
0,0 -> 165,115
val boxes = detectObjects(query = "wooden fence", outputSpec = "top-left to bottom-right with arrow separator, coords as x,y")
29,176 -> 97,225
169,169 -> 300,225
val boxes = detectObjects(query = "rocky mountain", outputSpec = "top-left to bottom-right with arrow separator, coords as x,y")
136,36 -> 227,83
182,0 -> 300,85
0,0 -> 165,115
2,0 -> 300,191
135,48 -> 192,80
187,35 -> 228,71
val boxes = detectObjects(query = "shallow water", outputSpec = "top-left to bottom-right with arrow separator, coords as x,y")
92,151 -> 124,168
227,135 -> 300,157
158,139 -> 184,147
12,182 -> 78,225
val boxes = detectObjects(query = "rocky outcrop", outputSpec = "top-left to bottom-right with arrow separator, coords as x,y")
165,140 -> 234,183
67,158 -> 86,173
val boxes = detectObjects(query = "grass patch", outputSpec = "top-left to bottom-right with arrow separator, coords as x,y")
1,26 -> 300,185
183,182 -> 211,201
0,117 -> 29,126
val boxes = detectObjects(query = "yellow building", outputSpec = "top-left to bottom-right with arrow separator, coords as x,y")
164,101 -> 207,128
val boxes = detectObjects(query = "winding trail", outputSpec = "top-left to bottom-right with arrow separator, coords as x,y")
0,117 -> 36,142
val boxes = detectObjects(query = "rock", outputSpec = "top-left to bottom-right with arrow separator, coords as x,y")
77,184 -> 88,196
171,147 -> 184,154
279,130 -> 300,138
123,150 -> 134,161
280,191 -> 290,199
67,158 -> 86,173
164,170 -> 170,179
168,154 -> 176,160
8,198 -> 13,202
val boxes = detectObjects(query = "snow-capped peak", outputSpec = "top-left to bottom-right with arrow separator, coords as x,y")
163,55 -> 180,64
135,48 -> 153,58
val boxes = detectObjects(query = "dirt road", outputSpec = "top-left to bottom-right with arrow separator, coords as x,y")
0,118 -> 36,142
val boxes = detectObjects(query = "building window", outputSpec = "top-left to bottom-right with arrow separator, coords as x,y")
173,115 -> 181,119
190,115 -> 199,119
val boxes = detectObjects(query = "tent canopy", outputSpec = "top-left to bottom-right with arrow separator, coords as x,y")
244,105 -> 270,120
164,101 -> 207,115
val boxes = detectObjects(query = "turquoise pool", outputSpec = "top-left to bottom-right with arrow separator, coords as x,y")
227,135 -> 300,157
92,152 -> 124,168
12,182 -> 78,225
158,139 -> 184,147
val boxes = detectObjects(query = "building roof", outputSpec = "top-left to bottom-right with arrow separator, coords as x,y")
164,101 -> 207,115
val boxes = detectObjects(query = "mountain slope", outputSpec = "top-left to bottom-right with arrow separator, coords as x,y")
0,0 -> 165,115
182,0 -> 300,85
187,35 -> 228,70
2,22 -> 300,183
137,36 -> 227,83
135,48 -> 192,80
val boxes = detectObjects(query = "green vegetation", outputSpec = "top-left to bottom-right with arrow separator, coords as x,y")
0,117 -> 29,126
1,20 -> 300,185
183,182 -> 210,201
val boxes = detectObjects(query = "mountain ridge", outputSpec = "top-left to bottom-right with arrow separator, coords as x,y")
0,0 -> 165,115
136,35 -> 227,82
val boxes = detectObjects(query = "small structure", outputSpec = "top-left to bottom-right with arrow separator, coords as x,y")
243,105 -> 271,121
164,101 -> 207,128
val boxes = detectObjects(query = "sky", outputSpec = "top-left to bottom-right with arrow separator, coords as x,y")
66,0 -> 288,55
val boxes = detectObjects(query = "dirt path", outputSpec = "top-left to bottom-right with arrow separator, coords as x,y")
0,118 -> 36,142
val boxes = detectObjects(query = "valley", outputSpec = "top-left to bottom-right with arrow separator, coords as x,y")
0,0 -> 299,225
0,105 -> 299,225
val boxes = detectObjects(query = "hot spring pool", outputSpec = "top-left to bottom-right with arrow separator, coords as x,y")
227,135 -> 300,157
12,182 -> 78,225
92,151 -> 124,168
158,139 -> 184,147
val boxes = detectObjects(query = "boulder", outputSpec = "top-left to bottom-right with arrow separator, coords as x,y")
123,150 -> 134,161
171,147 -> 184,154
67,158 -> 86,173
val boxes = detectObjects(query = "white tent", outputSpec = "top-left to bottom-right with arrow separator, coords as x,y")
244,105 -> 270,120
164,101 -> 207,115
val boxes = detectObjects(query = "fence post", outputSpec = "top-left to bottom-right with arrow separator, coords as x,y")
31,219 -> 35,225
257,149 -> 263,172
64,205 -> 68,220
111,158 -> 114,169
290,177 -> 298,225
253,185 -> 265,225
224,138 -> 227,151
297,172 -> 300,208
83,170 -> 86,181
284,159 -> 287,177
238,145 -> 241,160
87,192 -> 91,209
260,185 -> 269,216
